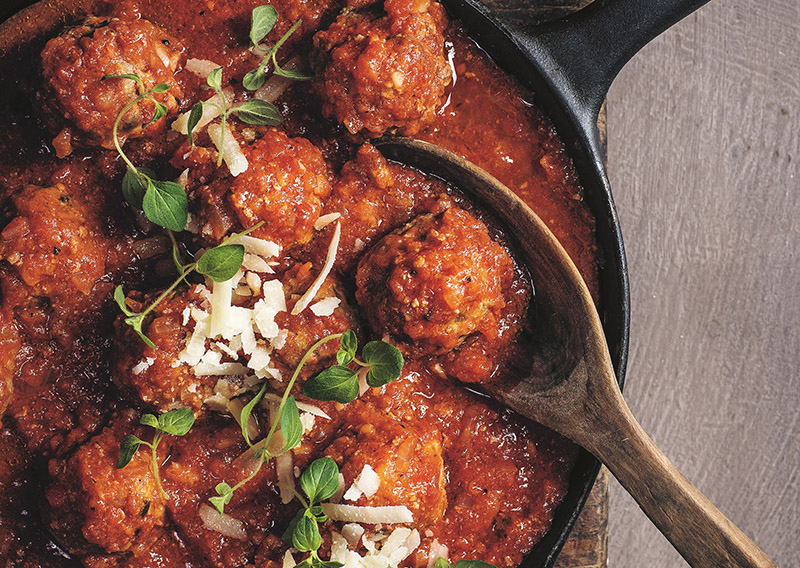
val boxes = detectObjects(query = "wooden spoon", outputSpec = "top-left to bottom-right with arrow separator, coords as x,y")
374,137 -> 778,568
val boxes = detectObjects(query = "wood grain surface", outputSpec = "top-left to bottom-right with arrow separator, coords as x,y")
606,1 -> 799,567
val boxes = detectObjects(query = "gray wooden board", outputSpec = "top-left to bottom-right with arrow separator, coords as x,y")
606,0 -> 800,566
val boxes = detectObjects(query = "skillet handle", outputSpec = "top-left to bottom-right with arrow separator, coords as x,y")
494,0 -> 709,130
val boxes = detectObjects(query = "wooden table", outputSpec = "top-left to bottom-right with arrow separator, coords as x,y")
488,1 -> 800,567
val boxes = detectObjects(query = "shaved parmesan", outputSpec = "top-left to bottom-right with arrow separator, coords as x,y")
314,212 -> 341,230
132,357 -> 154,375
185,58 -> 221,78
310,296 -> 341,317
254,57 -> 300,103
344,464 -> 380,501
322,504 -> 413,525
342,524 -> 365,547
198,504 -> 247,540
283,550 -> 297,568
246,272 -> 262,295
208,122 -> 249,176
209,276 -> 234,338
243,253 -> 271,273
427,540 -> 449,568
193,361 -> 248,376
300,412 -> 316,433
330,528 -> 420,568
356,465 -> 380,498
236,235 -> 281,258
172,88 -> 233,134
261,393 -> 331,419
292,221 -> 341,315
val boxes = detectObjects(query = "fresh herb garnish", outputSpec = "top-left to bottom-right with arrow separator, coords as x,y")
281,457 -> 342,568
210,331 -> 403,513
243,5 -> 312,91
115,222 -> 263,348
185,67 -> 283,163
303,330 -> 404,403
117,408 -> 196,499
103,74 -> 189,232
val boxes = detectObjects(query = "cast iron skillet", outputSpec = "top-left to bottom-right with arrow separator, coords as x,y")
400,0 -> 709,566
0,0 -> 707,566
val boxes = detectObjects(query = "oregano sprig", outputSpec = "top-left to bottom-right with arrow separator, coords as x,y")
243,5 -> 313,92
185,67 -> 283,162
302,330 -> 404,403
209,333 -> 344,514
103,74 -> 189,232
280,457 -> 342,568
117,408 -> 196,500
115,222 -> 264,348
210,332 -> 403,513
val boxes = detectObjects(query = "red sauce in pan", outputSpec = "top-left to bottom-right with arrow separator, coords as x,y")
0,0 -> 601,565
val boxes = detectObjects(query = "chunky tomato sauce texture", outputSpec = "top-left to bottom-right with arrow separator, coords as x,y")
0,0 -> 601,566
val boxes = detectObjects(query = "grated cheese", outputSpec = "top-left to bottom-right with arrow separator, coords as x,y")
208,122 -> 249,176
322,504 -> 413,525
310,296 -> 341,317
185,58 -> 222,78
172,88 -> 233,135
198,504 -> 247,540
283,550 -> 297,568
314,212 -> 341,230
292,221 -> 341,315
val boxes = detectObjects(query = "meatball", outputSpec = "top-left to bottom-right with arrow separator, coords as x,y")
44,409 -> 168,557
325,418 -> 447,525
228,130 -> 333,249
356,207 -> 513,356
113,286 -> 219,414
40,16 -> 183,156
0,184 -> 114,312
273,263 -> 362,376
313,0 -> 452,136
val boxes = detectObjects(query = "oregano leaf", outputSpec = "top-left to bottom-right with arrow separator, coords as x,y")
250,5 -> 278,46
157,407 -> 195,436
142,179 -> 188,232
279,395 -> 303,454
196,244 -> 245,282
117,435 -> 144,469
299,457 -> 340,505
187,101 -> 204,146
302,365 -> 359,403
235,99 -> 283,126
292,514 -> 321,552
363,341 -> 404,387
121,167 -> 155,209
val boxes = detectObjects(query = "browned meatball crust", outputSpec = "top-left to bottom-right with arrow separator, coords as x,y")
356,207 -> 513,356
313,0 -> 452,136
40,15 -> 183,156
44,410 -> 168,557
113,286 -> 217,414
228,129 -> 333,249
325,418 -> 447,525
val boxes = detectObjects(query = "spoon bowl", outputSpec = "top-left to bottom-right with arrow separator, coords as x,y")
374,137 -> 777,568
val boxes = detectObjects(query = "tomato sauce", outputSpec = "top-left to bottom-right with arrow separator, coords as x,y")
0,0 -> 601,565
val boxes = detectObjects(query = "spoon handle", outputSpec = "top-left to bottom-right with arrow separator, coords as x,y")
579,386 -> 777,568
